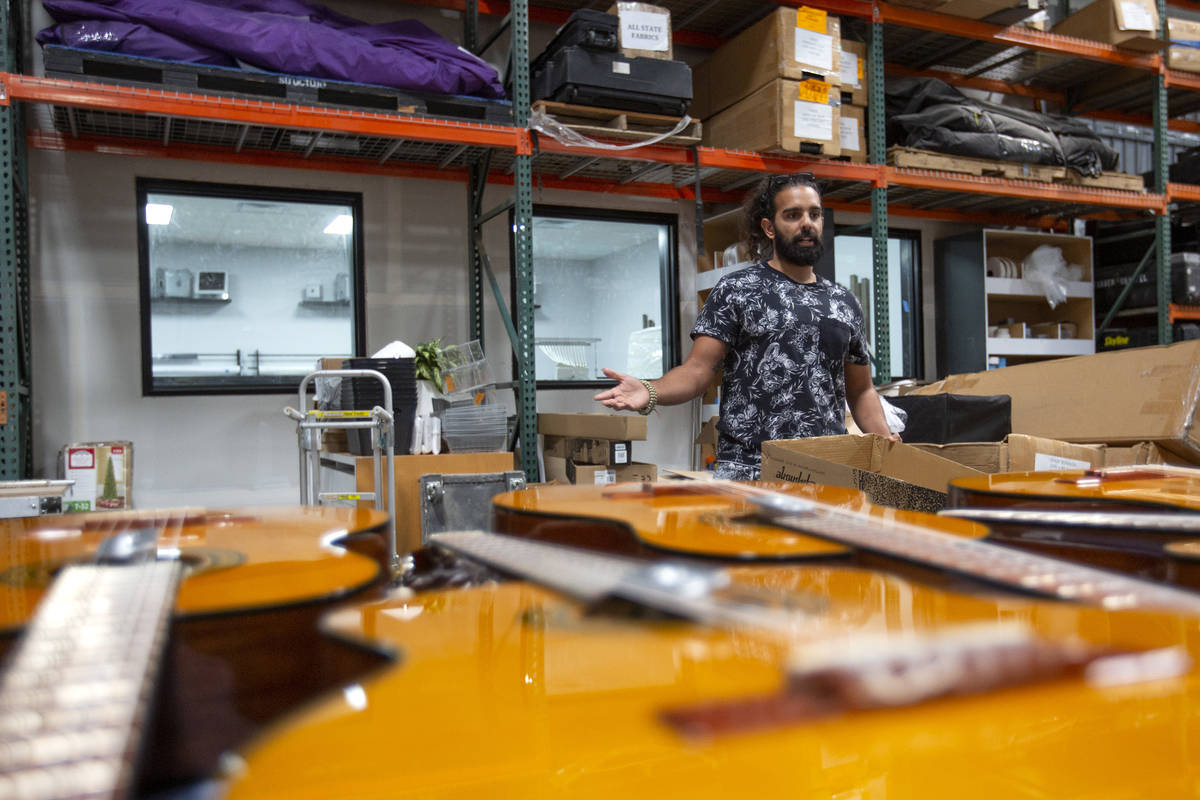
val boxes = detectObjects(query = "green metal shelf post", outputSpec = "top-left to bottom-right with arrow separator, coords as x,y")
869,17 -> 891,384
1154,0 -> 1171,345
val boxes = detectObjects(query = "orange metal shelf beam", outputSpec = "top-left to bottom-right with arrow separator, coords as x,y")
886,166 -> 1167,210
0,73 -> 531,153
1169,182 -> 1200,203
878,2 -> 1162,70
1172,304 -> 1200,322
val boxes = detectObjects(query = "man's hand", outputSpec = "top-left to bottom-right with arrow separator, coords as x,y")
593,368 -> 650,412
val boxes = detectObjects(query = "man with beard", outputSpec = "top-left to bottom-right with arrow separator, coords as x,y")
595,172 -> 897,479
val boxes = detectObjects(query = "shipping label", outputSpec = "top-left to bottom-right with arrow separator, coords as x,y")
794,99 -> 834,140
795,6 -> 828,33
1118,0 -> 1154,31
794,27 -> 834,70
1033,453 -> 1092,471
840,51 -> 860,88
840,115 -> 860,151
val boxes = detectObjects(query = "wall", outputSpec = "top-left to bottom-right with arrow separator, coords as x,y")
30,149 -> 697,507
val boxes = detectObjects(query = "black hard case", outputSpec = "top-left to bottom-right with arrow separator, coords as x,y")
532,46 -> 692,116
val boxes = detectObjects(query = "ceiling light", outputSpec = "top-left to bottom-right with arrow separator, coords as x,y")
145,203 -> 174,225
323,214 -> 353,235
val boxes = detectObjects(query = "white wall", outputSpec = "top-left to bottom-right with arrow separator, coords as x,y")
30,150 -> 698,507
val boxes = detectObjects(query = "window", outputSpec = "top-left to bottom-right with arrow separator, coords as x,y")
832,228 -> 923,380
520,206 -> 679,387
137,179 -> 365,395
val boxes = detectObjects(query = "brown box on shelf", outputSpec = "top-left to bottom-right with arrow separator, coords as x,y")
1030,321 -> 1064,339
538,412 -> 648,441
691,7 -> 840,119
839,40 -> 868,106
1007,321 -> 1029,338
761,434 -> 983,512
839,104 -> 866,162
607,2 -> 673,61
911,434 -> 1110,473
543,434 -> 633,466
695,415 -> 719,469
1167,18 -> 1200,72
704,77 -> 841,157
937,0 -> 1038,20
355,452 -> 516,555
567,460 -> 658,484
911,340 -> 1200,463
1052,0 -> 1164,52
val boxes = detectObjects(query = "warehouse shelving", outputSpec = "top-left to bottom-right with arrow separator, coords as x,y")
0,0 -> 1194,477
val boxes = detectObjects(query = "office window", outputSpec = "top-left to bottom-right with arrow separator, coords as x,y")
523,206 -> 679,387
833,228 -> 923,380
137,179 -> 365,395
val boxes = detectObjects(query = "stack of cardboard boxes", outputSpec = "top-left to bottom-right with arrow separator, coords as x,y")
693,7 -> 853,158
540,413 -> 658,484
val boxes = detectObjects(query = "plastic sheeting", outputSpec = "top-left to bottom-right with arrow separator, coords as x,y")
886,78 -> 1118,178
38,0 -> 506,99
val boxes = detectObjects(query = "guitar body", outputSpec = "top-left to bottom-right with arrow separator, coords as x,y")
222,492 -> 1200,798
949,469 -> 1200,586
0,506 -> 393,793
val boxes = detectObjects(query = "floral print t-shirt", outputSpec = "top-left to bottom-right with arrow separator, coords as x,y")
691,262 -> 870,479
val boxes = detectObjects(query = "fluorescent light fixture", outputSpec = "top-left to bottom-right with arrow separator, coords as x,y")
323,214 -> 353,235
145,203 -> 174,225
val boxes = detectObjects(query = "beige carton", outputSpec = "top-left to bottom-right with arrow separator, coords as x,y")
704,77 -> 841,157
761,434 -> 984,512
538,413 -> 648,441
607,2 -> 673,60
1052,0 -> 1164,52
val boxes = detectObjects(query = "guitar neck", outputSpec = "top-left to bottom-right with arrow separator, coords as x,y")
0,560 -> 182,800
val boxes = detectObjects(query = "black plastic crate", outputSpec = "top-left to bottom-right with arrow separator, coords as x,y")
42,45 -> 512,125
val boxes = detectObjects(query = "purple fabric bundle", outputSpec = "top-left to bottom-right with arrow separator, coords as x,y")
37,0 -> 506,99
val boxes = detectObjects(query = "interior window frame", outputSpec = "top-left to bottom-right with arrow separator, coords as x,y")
513,204 -> 680,390
135,178 -> 367,397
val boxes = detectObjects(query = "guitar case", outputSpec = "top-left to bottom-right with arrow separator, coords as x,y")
887,393 -> 1012,445
532,46 -> 693,116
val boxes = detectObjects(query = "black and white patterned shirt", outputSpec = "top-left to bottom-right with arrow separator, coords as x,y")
692,262 -> 870,479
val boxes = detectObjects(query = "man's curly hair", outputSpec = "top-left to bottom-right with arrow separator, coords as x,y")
743,173 -> 824,260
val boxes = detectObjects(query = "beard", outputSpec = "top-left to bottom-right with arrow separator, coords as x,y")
774,231 -> 824,267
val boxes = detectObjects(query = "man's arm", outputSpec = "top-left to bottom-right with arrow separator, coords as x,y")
594,335 -> 727,412
845,361 -> 900,440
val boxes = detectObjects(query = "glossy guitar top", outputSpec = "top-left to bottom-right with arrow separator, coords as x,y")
224,560 -> 1200,800
493,481 -> 988,559
950,466 -> 1200,512
0,505 -> 389,631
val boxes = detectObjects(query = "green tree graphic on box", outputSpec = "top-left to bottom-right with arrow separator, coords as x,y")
101,457 -> 118,501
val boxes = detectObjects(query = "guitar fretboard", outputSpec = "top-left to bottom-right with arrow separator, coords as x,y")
756,499 -> 1200,615
0,561 -> 182,800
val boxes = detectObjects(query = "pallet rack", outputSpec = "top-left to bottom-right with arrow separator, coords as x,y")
0,0 -> 1194,480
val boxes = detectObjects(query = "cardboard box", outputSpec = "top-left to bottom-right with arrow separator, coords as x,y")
567,460 -> 658,485
543,434 -> 633,465
1167,17 -> 1200,72
761,434 -> 984,512
839,103 -> 866,163
355,452 -> 515,555
691,6 -> 840,119
607,2 -> 673,60
911,434 -> 1109,473
1052,0 -> 1164,52
839,40 -> 867,106
60,441 -> 133,512
911,340 -> 1200,462
538,413 -> 648,441
704,77 -> 841,157
543,454 -> 569,483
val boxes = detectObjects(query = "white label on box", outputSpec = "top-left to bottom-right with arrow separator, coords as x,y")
612,60 -> 631,75
1033,453 -> 1092,471
840,116 -> 859,151
1119,1 -> 1154,31
620,10 -> 670,51
840,51 -> 860,88
613,443 -> 629,465
794,100 -> 834,140
592,469 -> 616,485
794,28 -> 833,71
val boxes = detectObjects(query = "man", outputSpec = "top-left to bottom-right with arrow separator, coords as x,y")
594,172 -> 897,480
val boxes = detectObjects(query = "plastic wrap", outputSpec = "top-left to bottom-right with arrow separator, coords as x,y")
530,108 -> 693,150
1021,245 -> 1082,309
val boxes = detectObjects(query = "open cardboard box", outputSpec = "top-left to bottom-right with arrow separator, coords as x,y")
761,433 -> 984,512
915,340 -> 1200,463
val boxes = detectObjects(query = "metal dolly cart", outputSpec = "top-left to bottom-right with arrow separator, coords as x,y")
284,369 -> 399,572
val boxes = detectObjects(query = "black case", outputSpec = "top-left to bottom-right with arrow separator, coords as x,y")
886,394 -> 1012,445
533,9 -> 620,71
532,46 -> 692,116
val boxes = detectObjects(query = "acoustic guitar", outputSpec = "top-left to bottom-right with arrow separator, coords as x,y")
0,505 -> 393,798
221,483 -> 1200,799
945,466 -> 1200,586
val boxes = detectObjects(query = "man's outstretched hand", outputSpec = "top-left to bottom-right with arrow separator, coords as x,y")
593,368 -> 650,412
